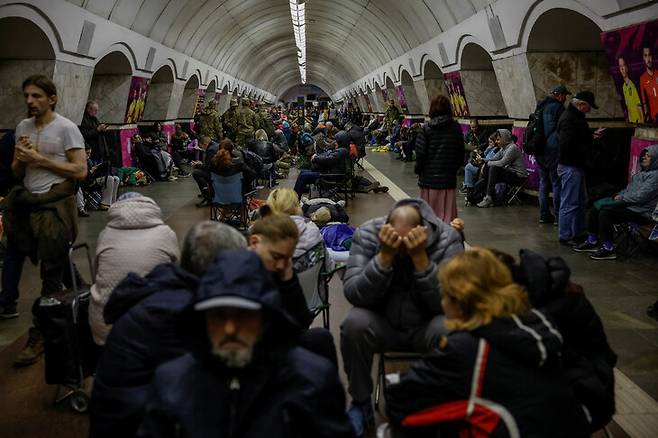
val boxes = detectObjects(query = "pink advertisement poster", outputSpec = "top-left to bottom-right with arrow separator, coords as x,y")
443,72 -> 469,118
512,126 -> 540,191
395,86 -> 408,112
119,127 -> 140,167
124,77 -> 150,124
628,137 -> 654,180
601,19 -> 658,125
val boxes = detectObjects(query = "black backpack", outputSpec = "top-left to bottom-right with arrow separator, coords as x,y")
524,105 -> 546,156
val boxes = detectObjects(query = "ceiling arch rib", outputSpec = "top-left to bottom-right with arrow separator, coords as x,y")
66,0 -> 497,98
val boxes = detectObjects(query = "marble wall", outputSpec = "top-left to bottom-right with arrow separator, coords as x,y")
526,51 -> 624,119
401,84 -> 423,114
492,54 -> 537,119
369,90 -> 384,113
0,59 -> 55,129
424,78 -> 448,101
142,80 -> 173,121
412,79 -> 431,115
88,74 -> 132,124
179,86 -> 198,119
53,60 -> 94,125
460,70 -> 508,117
166,80 -> 186,120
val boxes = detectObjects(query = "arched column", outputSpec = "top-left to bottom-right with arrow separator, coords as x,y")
87,51 -> 134,124
142,65 -> 174,121
400,70 -> 423,114
459,43 -> 507,117
178,75 -> 200,119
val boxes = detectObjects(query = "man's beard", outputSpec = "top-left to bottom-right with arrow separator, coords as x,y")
211,345 -> 254,368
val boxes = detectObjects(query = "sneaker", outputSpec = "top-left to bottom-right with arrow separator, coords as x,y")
539,215 -> 555,224
477,195 -> 494,208
196,199 -> 211,208
459,186 -> 469,195
347,400 -> 374,437
168,175 -> 178,182
14,327 -> 44,367
590,247 -> 617,261
178,170 -> 191,178
573,241 -> 598,253
0,302 -> 19,319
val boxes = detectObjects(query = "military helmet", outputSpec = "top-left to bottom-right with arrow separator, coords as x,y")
230,99 -> 238,107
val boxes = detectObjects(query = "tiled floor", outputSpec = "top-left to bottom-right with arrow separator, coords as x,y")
0,152 -> 656,437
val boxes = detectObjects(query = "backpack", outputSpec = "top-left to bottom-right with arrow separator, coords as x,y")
524,105 -> 546,156
241,149 -> 264,173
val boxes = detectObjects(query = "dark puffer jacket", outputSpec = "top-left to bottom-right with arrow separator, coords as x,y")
137,251 -> 354,438
386,311 -> 590,438
414,116 -> 464,190
517,249 -> 617,432
343,198 -> 463,330
558,104 -> 592,168
313,147 -> 349,175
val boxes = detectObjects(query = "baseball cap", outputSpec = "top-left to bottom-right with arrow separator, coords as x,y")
194,296 -> 261,311
574,90 -> 598,109
551,85 -> 572,95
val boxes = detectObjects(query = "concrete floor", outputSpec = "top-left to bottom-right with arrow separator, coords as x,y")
0,152 -> 656,437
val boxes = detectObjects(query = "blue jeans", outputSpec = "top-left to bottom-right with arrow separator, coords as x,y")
464,163 -> 480,188
557,165 -> 587,241
537,151 -> 560,220
294,170 -> 321,197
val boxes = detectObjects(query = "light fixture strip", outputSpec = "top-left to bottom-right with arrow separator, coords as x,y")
289,0 -> 306,84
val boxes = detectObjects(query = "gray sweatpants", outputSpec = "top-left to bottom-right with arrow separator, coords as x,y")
340,307 -> 446,403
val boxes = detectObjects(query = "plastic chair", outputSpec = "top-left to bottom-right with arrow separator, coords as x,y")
209,172 -> 257,230
293,241 -> 345,329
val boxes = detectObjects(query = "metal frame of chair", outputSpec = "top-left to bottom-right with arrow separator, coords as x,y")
506,176 -> 529,205
374,352 -> 422,412
312,158 -> 356,206
209,172 -> 257,230
614,221 -> 658,259
293,241 -> 346,329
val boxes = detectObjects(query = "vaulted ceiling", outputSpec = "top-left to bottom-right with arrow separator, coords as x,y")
67,0 -> 495,96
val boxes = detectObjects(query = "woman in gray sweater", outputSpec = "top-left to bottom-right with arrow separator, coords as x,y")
477,129 -> 528,208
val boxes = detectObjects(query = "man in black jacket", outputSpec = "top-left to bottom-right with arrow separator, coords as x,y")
138,250 -> 354,438
292,140 -> 349,197
192,135 -> 220,207
557,91 -> 602,244
79,100 -> 108,162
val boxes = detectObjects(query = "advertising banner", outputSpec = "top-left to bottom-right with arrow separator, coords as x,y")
119,127 -> 140,167
601,19 -> 658,125
628,137 -> 655,181
443,72 -> 469,118
124,77 -> 150,124
395,86 -> 408,112
512,126 -> 540,191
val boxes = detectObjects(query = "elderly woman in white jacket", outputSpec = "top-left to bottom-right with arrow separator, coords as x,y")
89,192 -> 180,345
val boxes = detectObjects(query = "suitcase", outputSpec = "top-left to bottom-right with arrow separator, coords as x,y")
35,243 -> 98,412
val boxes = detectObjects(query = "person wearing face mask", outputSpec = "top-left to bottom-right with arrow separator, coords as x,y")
138,250 -> 354,438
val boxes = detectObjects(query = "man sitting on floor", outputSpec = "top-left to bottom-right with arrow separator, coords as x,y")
477,129 -> 528,208
340,198 -> 464,436
573,144 -> 658,260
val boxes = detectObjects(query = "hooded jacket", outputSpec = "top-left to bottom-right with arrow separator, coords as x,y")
138,251 -> 354,438
89,196 -> 180,345
487,129 -> 528,177
386,311 -> 590,437
517,249 -> 617,431
618,145 -> 658,218
536,95 -> 566,150
414,115 -> 464,190
558,103 -> 592,168
291,215 -> 323,258
343,198 -> 464,330
90,263 -> 199,438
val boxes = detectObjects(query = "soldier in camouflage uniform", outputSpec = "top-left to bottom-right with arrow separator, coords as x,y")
234,98 -> 259,148
384,99 -> 402,133
198,100 -> 223,142
222,98 -> 238,141
257,103 -> 275,139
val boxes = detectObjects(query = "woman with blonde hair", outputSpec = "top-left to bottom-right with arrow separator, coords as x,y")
385,247 -> 589,438
267,188 -> 323,259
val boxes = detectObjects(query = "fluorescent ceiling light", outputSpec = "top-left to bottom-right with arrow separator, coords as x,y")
289,0 -> 306,84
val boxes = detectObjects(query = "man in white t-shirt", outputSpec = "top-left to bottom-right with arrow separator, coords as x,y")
4,75 -> 87,366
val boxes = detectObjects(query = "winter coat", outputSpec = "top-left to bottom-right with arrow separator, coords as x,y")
558,104 -> 592,168
618,145 -> 658,218
247,140 -> 277,164
313,147 -> 349,175
348,125 -> 366,157
414,116 -> 464,190
517,249 -> 617,432
138,250 -> 354,438
343,198 -> 463,330
487,130 -> 528,177
537,96 -> 565,150
386,311 -> 590,437
89,196 -> 180,345
291,215 -> 323,258
90,263 -> 199,438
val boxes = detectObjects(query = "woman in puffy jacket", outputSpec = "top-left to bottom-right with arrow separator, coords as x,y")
385,247 -> 589,438
414,95 -> 464,223
89,193 -> 179,345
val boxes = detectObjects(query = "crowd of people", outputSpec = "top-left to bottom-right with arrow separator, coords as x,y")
0,73 -> 655,438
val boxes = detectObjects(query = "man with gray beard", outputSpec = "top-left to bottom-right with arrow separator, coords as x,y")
138,249 -> 354,438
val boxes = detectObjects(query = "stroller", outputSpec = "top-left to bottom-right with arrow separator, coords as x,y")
35,243 -> 98,413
